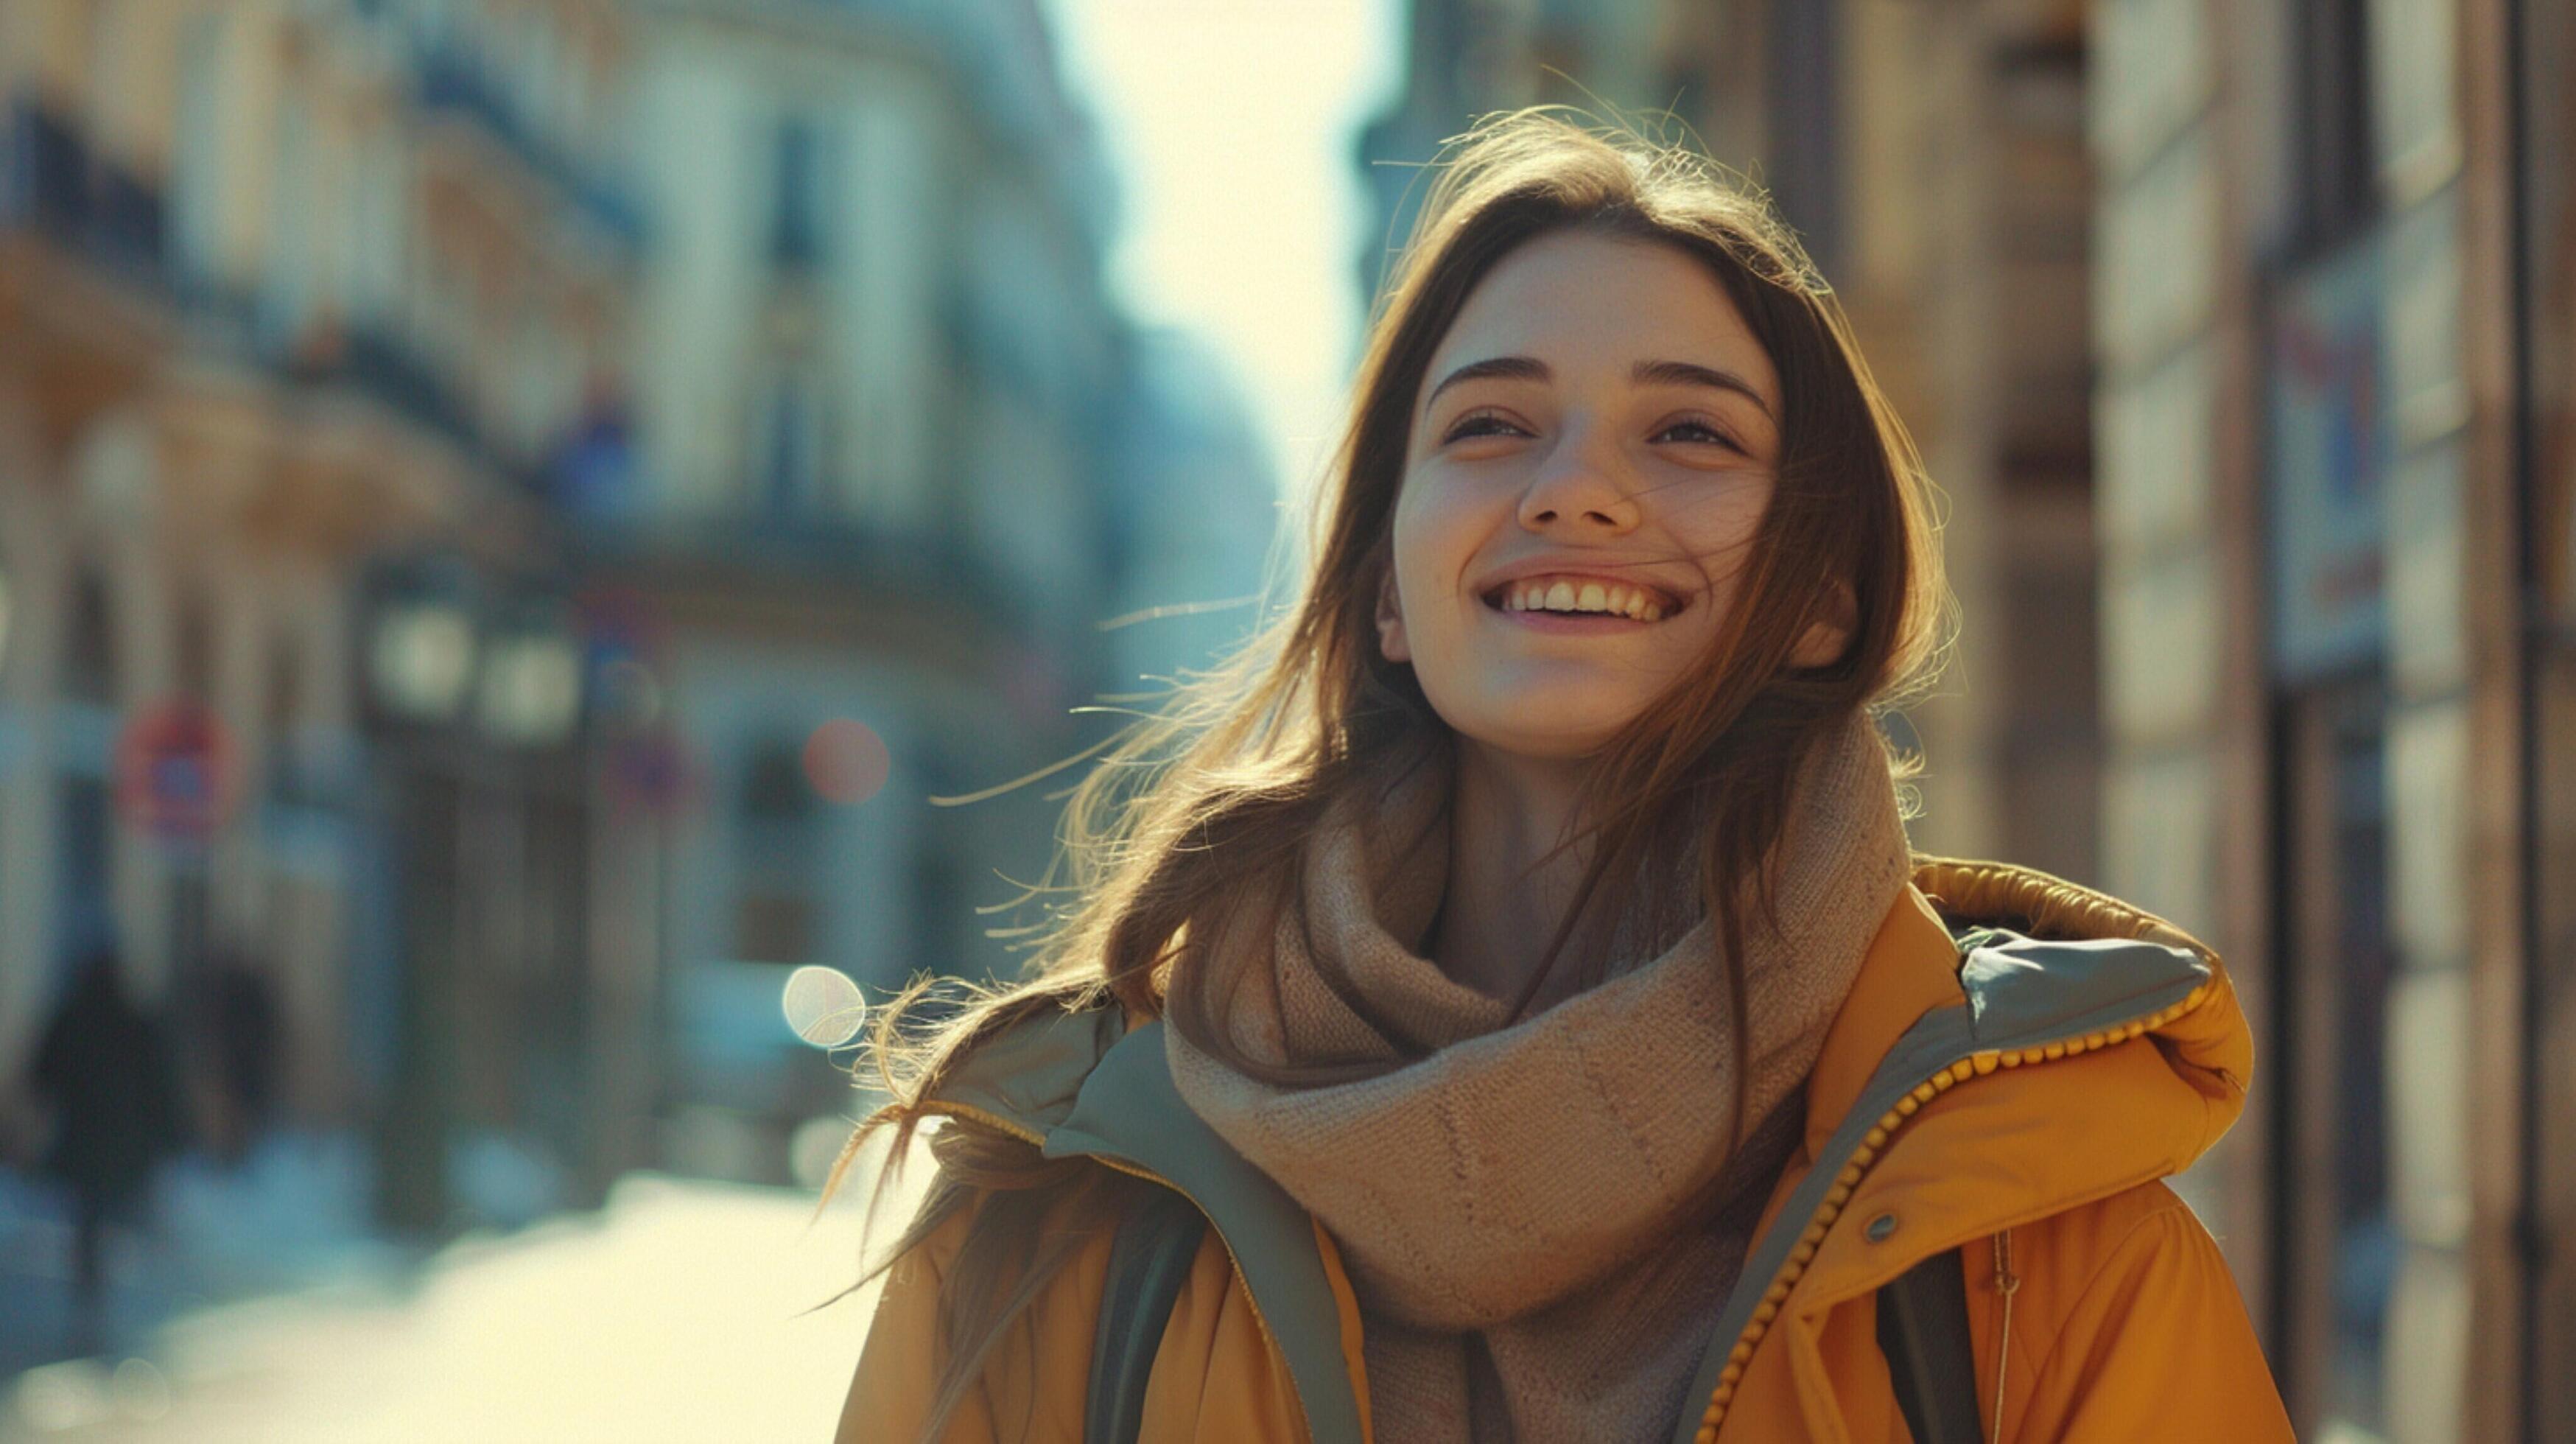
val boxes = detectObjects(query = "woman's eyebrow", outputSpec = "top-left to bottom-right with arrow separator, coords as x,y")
1421,354 -> 1776,421
1631,358 -> 1775,420
1421,354 -> 1549,410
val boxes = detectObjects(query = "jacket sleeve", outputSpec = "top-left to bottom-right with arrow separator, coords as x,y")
839,1201 -> 994,1444
2009,1195 -> 2293,1441
838,1188 -> 1117,1444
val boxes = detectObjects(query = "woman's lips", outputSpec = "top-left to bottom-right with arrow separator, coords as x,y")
1487,605 -> 1657,634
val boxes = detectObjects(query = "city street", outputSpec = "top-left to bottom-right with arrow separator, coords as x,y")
4,0 -> 2572,1436
3,1159 -> 920,1443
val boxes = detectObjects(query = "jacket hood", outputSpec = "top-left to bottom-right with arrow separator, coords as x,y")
1908,855 -> 2251,1173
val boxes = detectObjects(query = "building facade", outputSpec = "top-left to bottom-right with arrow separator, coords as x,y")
572,0 -> 1146,1190
2093,0 -> 2567,1436
0,0 -> 645,1227
1102,327 -> 1282,692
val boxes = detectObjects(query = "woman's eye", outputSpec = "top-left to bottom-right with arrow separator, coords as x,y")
1443,410 -> 1526,444
1655,418 -> 1741,450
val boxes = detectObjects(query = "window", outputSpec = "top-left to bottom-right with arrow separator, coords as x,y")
770,115 -> 824,269
2288,0 -> 2376,256
757,374 -> 823,519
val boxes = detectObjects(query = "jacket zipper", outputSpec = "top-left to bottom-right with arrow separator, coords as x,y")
1688,978 -> 2218,1444
911,1100 -> 1300,1426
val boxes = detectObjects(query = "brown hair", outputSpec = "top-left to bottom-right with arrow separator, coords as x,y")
830,108 -> 1951,1437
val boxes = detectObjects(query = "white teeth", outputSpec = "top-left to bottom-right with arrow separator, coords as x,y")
1498,576 -> 1672,618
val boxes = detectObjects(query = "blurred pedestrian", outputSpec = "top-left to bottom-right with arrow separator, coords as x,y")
27,949 -> 188,1353
835,111 -> 2292,1442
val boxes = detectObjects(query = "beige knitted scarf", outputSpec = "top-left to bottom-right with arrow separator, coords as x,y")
1165,713 -> 1913,1441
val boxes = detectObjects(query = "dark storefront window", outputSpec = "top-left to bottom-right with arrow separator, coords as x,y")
2266,141 -> 2394,1428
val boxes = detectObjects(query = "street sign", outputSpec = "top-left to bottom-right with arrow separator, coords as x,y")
115,701 -> 238,841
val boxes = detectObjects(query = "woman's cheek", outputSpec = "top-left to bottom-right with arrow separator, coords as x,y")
1390,481 -> 1480,637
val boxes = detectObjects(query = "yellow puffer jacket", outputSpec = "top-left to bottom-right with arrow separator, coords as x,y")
840,860 -> 2293,1442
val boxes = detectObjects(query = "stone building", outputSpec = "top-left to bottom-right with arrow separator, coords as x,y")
580,0 -> 1157,1188
3,0 -> 1280,1216
2093,0 -> 2569,1436
0,0 -> 644,1226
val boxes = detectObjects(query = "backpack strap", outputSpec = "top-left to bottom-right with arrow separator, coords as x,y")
1085,1187 -> 1209,1444
1876,1246 -> 1984,1444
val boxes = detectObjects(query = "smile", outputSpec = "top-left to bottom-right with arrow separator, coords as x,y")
1481,574 -> 1682,622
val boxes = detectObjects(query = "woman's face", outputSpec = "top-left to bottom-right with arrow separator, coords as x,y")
1380,231 -> 1786,761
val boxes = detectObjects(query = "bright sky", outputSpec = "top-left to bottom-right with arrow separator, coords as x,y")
1039,0 -> 1406,500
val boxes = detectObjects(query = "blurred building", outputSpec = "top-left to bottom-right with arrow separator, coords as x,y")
1102,328 -> 1282,690
573,0 -> 1148,1190
3,0 -> 1284,1222
2091,1 -> 2569,1437
1364,0 -> 2575,1437
0,0 -> 634,1233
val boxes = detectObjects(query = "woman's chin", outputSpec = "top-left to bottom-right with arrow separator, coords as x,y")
1442,712 -> 1641,765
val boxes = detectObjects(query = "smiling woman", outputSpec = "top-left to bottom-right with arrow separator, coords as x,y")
832,111 -> 2290,1443
1385,235 -> 1791,755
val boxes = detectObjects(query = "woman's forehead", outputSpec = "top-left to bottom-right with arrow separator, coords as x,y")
1425,231 -> 1780,407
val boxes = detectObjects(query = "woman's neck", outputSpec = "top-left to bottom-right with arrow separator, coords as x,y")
1425,740 -> 1610,1009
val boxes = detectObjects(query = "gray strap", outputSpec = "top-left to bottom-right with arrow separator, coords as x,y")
1084,1187 -> 1208,1444
1878,1247 -> 1984,1444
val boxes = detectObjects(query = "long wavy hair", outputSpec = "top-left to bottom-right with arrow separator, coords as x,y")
831,109 -> 1952,1439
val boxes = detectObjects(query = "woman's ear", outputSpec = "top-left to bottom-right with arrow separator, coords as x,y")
1789,579 -> 1859,668
1375,569 -> 1411,664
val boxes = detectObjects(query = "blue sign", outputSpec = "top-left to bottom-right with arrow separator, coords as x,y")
2270,236 -> 2392,681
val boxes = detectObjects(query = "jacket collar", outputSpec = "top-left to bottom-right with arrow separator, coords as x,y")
1045,1022 -> 1369,1444
1799,884 -> 1969,1161
924,1008 -> 1371,1443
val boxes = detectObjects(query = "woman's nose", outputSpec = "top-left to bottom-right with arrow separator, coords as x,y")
1515,431 -> 1640,534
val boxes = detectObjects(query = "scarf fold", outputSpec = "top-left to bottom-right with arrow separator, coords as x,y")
1165,713 -> 1914,1442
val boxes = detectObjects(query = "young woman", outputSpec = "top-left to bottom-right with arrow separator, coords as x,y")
837,112 -> 2292,1443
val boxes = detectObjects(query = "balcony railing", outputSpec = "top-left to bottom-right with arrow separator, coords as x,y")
0,97 -> 171,287
412,50 -> 645,251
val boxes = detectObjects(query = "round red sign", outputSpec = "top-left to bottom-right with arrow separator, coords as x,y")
115,701 -> 238,841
